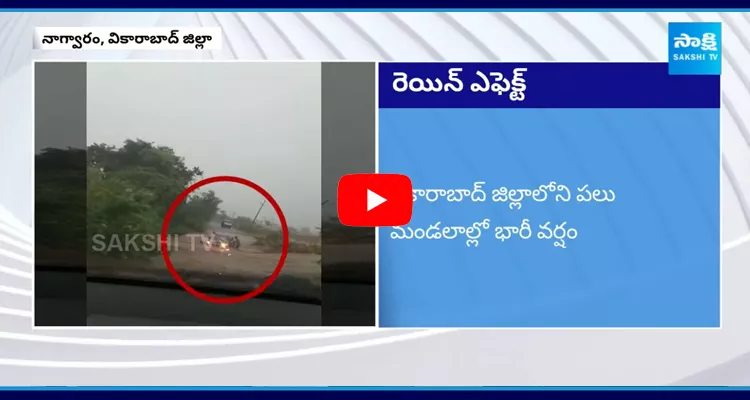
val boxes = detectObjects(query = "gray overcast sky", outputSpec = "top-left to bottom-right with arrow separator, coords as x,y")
87,62 -> 322,229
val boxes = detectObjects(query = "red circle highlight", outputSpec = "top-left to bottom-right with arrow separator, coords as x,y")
160,175 -> 289,304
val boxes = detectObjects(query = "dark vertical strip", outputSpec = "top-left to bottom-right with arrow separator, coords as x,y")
320,62 -> 377,326
34,62 -> 88,326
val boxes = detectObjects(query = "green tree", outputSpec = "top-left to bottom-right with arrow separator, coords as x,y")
85,139 -> 221,258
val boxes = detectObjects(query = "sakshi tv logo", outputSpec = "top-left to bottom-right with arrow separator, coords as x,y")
668,22 -> 722,76
672,32 -> 719,60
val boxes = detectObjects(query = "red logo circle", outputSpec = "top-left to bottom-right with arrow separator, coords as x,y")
160,175 -> 289,304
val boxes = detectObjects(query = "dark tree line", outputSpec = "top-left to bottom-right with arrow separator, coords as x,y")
37,139 -> 223,259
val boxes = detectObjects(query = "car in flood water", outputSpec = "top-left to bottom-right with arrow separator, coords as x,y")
203,232 -> 233,255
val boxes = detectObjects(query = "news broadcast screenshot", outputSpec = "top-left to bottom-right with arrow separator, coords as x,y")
0,8 -> 747,395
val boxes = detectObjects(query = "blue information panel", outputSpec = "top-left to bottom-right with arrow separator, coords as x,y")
377,61 -> 720,328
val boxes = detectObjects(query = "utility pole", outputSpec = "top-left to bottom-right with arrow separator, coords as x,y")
251,200 -> 266,225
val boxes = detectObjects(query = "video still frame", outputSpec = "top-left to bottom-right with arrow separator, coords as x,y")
34,61 -> 376,327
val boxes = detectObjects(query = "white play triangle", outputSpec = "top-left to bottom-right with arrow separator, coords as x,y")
366,189 -> 387,212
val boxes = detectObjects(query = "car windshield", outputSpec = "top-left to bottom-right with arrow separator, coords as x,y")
77,136 -> 323,305
213,234 -> 231,242
32,63 -> 383,327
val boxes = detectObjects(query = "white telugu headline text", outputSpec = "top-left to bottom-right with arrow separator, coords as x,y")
390,181 -> 616,249
391,67 -> 528,100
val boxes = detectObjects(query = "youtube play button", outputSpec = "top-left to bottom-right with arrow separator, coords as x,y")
337,173 -> 413,227
367,189 -> 387,212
